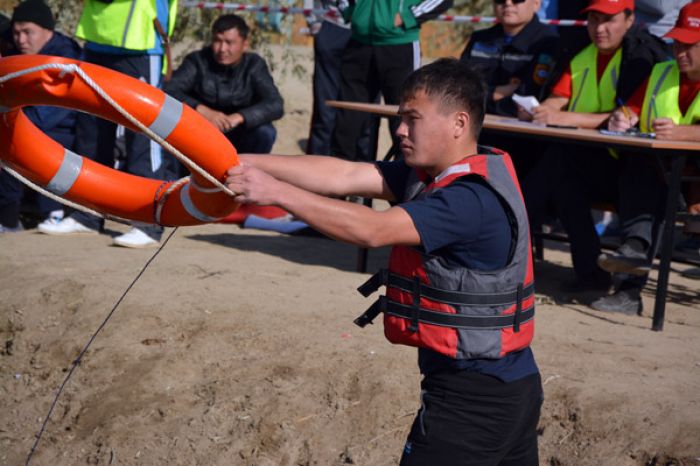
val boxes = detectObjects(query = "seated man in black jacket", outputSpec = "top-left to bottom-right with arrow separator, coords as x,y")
166,14 -> 284,154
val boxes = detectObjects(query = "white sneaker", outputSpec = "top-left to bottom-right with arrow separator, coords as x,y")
37,216 -> 98,236
36,210 -> 65,231
48,209 -> 64,221
113,228 -> 159,248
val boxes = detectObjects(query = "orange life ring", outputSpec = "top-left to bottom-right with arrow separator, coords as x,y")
0,55 -> 240,225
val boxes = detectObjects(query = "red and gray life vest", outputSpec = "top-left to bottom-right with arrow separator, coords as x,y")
355,147 -> 535,360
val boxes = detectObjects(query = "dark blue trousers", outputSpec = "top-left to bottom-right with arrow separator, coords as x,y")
306,22 -> 352,155
0,131 -> 73,227
72,51 -> 168,239
226,123 -> 277,154
522,144 -> 665,288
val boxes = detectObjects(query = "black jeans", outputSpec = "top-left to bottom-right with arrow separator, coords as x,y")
331,39 -> 419,162
400,371 -> 543,466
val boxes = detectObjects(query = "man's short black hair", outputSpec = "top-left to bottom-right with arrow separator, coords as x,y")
212,14 -> 250,39
400,58 -> 486,139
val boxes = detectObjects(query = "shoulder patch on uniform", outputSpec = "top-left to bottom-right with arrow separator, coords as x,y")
532,54 -> 554,86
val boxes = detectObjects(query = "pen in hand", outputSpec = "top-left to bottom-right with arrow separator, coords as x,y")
616,97 -> 631,120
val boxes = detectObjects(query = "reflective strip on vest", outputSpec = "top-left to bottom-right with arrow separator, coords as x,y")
641,60 -> 700,133
47,149 -> 83,195
569,44 -> 621,113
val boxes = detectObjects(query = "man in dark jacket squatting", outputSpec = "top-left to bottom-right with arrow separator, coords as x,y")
165,14 -> 284,155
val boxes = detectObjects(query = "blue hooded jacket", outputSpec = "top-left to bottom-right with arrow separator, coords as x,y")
17,32 -> 82,149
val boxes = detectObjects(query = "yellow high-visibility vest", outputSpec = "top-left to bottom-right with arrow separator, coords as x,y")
76,0 -> 178,52
569,43 -> 622,113
640,60 -> 700,133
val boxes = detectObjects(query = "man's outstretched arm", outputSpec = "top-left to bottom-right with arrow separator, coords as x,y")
226,162 -> 421,248
236,154 -> 394,200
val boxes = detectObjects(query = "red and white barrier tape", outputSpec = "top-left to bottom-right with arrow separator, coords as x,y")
182,2 -> 587,26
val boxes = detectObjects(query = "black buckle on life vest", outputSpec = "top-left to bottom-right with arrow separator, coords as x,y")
353,296 -> 386,328
409,276 -> 421,333
513,283 -> 523,333
357,269 -> 389,297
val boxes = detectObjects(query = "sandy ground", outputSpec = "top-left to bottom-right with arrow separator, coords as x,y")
2,46 -> 700,466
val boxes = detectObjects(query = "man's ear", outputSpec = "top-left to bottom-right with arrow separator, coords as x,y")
455,111 -> 470,138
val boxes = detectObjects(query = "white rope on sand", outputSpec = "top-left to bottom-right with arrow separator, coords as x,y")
0,62 -> 238,222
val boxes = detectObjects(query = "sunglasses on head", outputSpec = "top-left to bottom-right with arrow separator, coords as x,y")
494,0 -> 527,5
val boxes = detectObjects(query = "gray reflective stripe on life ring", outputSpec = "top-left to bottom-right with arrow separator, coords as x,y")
47,148 -> 83,195
149,94 -> 183,139
179,183 -> 219,222
0,106 -> 11,113
190,177 -> 223,193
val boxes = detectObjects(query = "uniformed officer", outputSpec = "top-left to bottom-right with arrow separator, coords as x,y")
460,0 -> 559,177
460,0 -> 559,117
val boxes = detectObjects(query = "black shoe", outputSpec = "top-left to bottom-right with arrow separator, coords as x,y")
597,243 -> 651,276
591,290 -> 643,315
681,266 -> 700,280
560,270 -> 612,293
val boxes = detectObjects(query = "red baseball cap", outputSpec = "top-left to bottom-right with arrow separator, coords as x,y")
665,2 -> 700,44
581,0 -> 635,15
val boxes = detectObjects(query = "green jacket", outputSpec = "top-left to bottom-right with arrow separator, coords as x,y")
342,0 -> 452,46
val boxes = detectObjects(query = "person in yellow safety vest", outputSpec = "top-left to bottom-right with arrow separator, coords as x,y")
522,0 -> 640,127
517,0 -> 671,315
607,0 -> 700,281
38,0 -> 179,249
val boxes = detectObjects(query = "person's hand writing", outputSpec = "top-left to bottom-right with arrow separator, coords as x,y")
516,105 -> 533,122
196,104 -> 233,132
226,164 -> 283,206
531,105 -> 561,126
608,108 -> 638,132
652,118 -> 680,140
